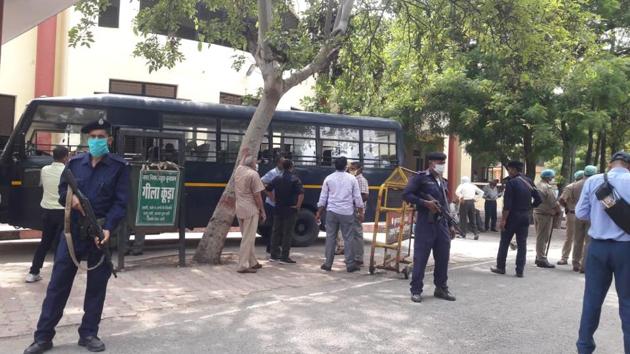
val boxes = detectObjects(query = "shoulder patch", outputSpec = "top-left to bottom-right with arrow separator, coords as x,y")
108,153 -> 130,165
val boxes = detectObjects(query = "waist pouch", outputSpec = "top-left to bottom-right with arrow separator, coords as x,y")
596,173 -> 630,234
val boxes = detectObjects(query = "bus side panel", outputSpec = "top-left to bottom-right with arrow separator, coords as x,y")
6,157 -> 51,230
183,161 -> 234,228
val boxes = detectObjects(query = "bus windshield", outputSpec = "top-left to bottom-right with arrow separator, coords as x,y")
25,105 -> 106,156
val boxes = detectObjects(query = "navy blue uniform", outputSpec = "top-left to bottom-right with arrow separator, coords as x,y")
402,170 -> 451,295
34,152 -> 130,342
495,174 -> 541,274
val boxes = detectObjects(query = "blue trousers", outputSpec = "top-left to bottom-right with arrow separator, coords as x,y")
34,233 -> 112,342
496,211 -> 530,274
577,239 -> 630,354
410,220 -> 451,295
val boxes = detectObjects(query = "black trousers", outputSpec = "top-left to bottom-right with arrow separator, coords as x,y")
459,200 -> 478,235
496,211 -> 530,274
30,209 -> 64,275
270,210 -> 297,260
484,200 -> 498,231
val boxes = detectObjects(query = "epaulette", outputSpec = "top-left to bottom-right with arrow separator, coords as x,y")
108,153 -> 130,165
68,152 -> 88,164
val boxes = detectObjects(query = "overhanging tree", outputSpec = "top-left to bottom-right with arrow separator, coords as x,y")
71,0 -> 358,264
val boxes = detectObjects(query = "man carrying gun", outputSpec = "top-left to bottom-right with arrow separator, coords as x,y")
402,152 -> 457,303
25,119 -> 130,354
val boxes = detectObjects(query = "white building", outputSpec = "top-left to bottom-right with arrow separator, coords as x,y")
0,0 -> 314,141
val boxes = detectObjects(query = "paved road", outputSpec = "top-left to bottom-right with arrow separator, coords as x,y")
1,249 -> 624,354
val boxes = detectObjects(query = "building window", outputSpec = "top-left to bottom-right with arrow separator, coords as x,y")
219,92 -> 260,106
98,0 -> 120,28
109,79 -> 177,99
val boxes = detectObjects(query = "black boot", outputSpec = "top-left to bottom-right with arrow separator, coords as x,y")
434,287 -> 456,301
78,336 -> 106,352
23,341 -> 53,354
490,267 -> 505,275
535,260 -> 555,268
411,294 -> 422,303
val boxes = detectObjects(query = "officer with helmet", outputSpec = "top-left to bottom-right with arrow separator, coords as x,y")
534,168 -> 561,268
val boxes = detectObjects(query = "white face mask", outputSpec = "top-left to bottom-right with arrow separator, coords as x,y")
255,164 -> 259,171
434,163 -> 446,174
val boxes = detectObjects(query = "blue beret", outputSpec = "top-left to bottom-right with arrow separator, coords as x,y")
541,169 -> 555,178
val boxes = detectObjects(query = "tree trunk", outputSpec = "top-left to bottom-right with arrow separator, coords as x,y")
594,131 -> 601,168
193,84 -> 282,264
523,129 -> 536,179
585,128 -> 594,165
598,130 -> 607,172
559,122 -> 571,189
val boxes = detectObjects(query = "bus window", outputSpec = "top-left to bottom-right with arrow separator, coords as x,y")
271,123 -> 316,166
25,105 -> 105,155
319,126 -> 360,165
163,114 -> 217,162
219,119 -> 248,163
363,129 -> 397,167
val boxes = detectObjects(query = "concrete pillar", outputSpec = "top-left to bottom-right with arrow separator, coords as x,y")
447,135 -> 459,201
35,15 -> 57,97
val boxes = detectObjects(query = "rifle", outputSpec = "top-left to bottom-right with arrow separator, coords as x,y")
63,169 -> 117,278
420,192 -> 464,237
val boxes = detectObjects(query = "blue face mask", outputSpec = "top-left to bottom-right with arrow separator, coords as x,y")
88,138 -> 110,158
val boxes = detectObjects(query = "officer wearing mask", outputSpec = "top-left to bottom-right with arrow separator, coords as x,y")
534,169 -> 561,268
24,119 -> 130,354
491,161 -> 542,277
402,152 -> 456,303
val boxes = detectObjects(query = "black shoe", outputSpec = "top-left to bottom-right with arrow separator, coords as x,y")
279,257 -> 296,264
320,264 -> 332,271
347,265 -> 361,273
557,259 -> 568,265
23,341 -> 53,354
535,260 -> 555,268
78,336 -> 105,352
130,251 -> 143,256
516,272 -> 524,278
474,234 -> 479,240
491,229 -> 498,232
490,267 -> 506,275
411,294 -> 422,303
434,287 -> 456,301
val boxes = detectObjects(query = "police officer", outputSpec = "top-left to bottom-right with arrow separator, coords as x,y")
491,161 -> 542,277
402,152 -> 456,303
534,169 -> 561,268
24,119 -> 130,354
557,170 -> 584,266
575,151 -> 630,354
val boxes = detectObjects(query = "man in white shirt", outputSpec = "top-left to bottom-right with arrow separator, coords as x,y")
26,146 -> 69,283
455,176 -> 484,240
316,157 -> 365,272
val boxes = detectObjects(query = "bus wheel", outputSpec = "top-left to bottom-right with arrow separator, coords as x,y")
292,209 -> 319,247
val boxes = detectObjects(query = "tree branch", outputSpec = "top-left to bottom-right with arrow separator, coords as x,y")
257,0 -> 273,62
283,0 -> 355,92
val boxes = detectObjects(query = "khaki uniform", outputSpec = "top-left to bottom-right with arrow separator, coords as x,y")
559,179 -> 590,268
534,180 -> 559,261
234,165 -> 265,271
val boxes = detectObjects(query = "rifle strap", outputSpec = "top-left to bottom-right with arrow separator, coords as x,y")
64,188 -> 104,272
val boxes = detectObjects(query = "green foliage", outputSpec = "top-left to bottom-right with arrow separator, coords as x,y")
68,0 -> 111,48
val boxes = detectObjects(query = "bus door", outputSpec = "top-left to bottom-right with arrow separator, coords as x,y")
114,128 -> 186,223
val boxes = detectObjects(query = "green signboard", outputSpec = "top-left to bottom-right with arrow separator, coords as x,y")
135,169 -> 180,226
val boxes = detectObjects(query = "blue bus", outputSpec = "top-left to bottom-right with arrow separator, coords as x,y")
0,94 -> 403,246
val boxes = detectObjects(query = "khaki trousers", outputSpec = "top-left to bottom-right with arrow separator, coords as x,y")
534,213 -> 554,261
238,214 -> 259,271
573,219 -> 590,268
561,213 -> 576,261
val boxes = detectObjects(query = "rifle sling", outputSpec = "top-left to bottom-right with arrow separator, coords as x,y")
65,188 -> 105,272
